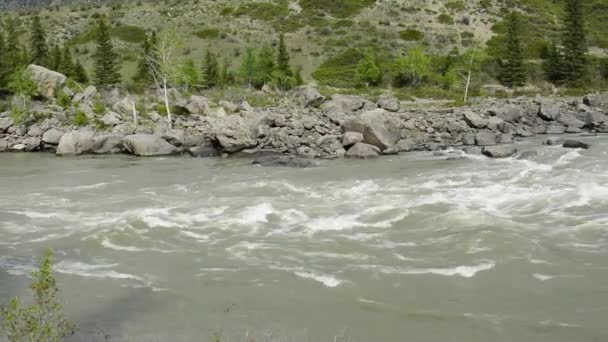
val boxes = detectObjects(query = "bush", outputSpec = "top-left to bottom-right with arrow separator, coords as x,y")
0,250 -> 73,342
194,27 -> 220,39
399,29 -> 424,41
299,0 -> 376,18
111,25 -> 147,43
73,111 -> 89,126
445,1 -> 465,11
438,13 -> 454,24
313,48 -> 365,87
56,91 -> 71,108
93,101 -> 106,115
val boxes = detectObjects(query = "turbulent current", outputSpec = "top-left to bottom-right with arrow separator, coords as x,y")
1,136 -> 608,341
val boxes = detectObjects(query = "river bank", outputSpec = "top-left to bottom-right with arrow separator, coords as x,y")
1,66 -> 607,164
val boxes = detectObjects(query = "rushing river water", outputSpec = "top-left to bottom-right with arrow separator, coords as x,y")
1,136 -> 608,341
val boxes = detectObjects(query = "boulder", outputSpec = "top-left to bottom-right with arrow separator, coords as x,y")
101,112 -> 123,126
22,137 -> 42,151
342,131 -> 364,147
583,93 -> 608,110
209,115 -> 259,153
321,94 -> 364,114
162,129 -> 185,147
463,111 -> 488,129
342,109 -> 399,151
252,155 -> 319,168
475,130 -> 497,146
56,130 -> 96,156
73,85 -> 97,104
557,112 -> 585,128
11,144 -> 27,152
538,101 -> 561,121
293,86 -> 326,108
111,97 -> 134,116
563,140 -> 590,149
189,141 -> 220,158
27,124 -> 44,137
482,145 -> 517,158
345,143 -> 380,159
42,128 -> 65,145
92,134 -> 125,154
377,94 -> 400,112
185,95 -> 210,115
489,104 -> 524,123
219,100 -> 238,114
0,140 -> 8,152
0,117 -> 14,132
122,134 -> 177,156
26,64 -> 67,99
584,111 -> 607,126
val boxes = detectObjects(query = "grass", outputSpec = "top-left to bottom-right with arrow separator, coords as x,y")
312,48 -> 364,88
194,27 -> 221,40
399,28 -> 424,41
299,0 -> 376,18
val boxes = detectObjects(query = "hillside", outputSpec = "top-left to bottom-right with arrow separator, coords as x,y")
0,0 -> 607,86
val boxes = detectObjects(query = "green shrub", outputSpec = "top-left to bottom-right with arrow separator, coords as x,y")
300,0 -> 376,18
73,111 -> 89,126
438,13 -> 454,24
194,27 -> 220,39
245,94 -> 275,108
93,101 -> 106,115
56,91 -> 72,108
233,2 -> 288,22
399,29 -> 424,41
445,1 -> 465,11
0,250 -> 73,342
111,25 -> 147,43
312,48 -> 364,87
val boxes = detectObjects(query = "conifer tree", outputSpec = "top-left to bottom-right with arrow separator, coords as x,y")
543,41 -> 565,83
59,46 -> 75,78
177,59 -> 200,92
29,16 -> 49,66
252,46 -> 274,89
240,47 -> 256,88
562,0 -> 587,83
218,57 -> 235,88
498,11 -> 527,87
133,35 -> 153,85
276,33 -> 292,76
0,29 -> 7,88
202,50 -> 219,88
4,18 -> 23,70
93,18 -> 121,86
49,45 -> 62,71
73,60 -> 89,84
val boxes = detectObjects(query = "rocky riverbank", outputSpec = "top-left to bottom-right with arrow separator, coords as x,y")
1,65 -> 607,165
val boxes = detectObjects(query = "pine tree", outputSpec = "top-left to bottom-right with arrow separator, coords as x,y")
252,46 -> 274,89
201,50 -> 219,88
59,46 -> 75,78
133,35 -> 152,85
498,11 -> 527,87
4,18 -> 24,70
240,47 -> 256,88
562,0 -> 587,83
49,45 -> 62,71
543,41 -> 565,83
177,59 -> 200,92
93,18 -> 121,86
355,48 -> 382,87
276,33 -> 292,76
0,29 -> 7,88
73,60 -> 89,84
218,57 -> 235,88
29,16 -> 49,66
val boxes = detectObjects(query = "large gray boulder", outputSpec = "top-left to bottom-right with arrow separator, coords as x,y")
26,64 -> 67,99
111,97 -> 134,116
538,101 -> 562,121
122,134 -> 177,156
162,129 -> 185,147
377,94 -> 400,112
92,134 -> 125,154
345,143 -> 380,159
101,112 -> 123,127
73,85 -> 97,103
42,128 -> 65,145
557,112 -> 585,128
583,93 -> 608,110
189,141 -> 220,158
209,115 -> 259,153
321,94 -> 364,114
56,131 -> 96,156
463,111 -> 488,129
489,104 -> 524,123
293,85 -> 326,108
482,145 -> 517,158
342,109 -> 399,151
0,117 -> 14,132
185,95 -> 210,115
475,130 -> 497,146
342,131 -> 364,147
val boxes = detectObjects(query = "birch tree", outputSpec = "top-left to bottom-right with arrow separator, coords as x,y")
144,29 -> 182,129
454,43 -> 486,103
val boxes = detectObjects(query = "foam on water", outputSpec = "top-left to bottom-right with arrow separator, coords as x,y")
360,261 -> 496,278
293,271 -> 343,287
54,260 -> 143,281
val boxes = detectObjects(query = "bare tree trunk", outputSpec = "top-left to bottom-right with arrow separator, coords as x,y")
131,99 -> 138,127
464,71 -> 472,103
163,80 -> 172,129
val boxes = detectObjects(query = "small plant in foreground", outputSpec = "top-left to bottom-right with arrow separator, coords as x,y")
73,111 -> 89,126
1,249 -> 73,342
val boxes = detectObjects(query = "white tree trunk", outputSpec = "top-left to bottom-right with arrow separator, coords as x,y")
464,71 -> 472,103
131,99 -> 138,127
163,80 -> 172,129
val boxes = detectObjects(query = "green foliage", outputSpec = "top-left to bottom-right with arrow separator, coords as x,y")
93,101 -> 106,115
245,94 -> 275,108
313,48 -> 364,88
93,18 -> 121,86
355,48 -> 382,87
276,33 -> 292,76
299,0 -> 376,18
438,14 -> 454,24
110,25 -> 147,43
49,45 -> 62,71
251,46 -> 275,89
218,58 -> 236,88
202,50 -> 219,89
73,60 -> 89,84
8,68 -> 37,99
498,12 -> 527,87
393,46 -> 433,87
240,47 -> 256,87
233,2 -> 289,22
56,90 -> 71,108
29,15 -> 49,66
133,34 -> 153,86
176,59 -> 200,91
58,46 -> 76,78
194,27 -> 220,40
0,250 -> 73,342
73,111 -> 89,126
562,0 -> 588,84
445,1 -> 466,11
399,29 -> 424,41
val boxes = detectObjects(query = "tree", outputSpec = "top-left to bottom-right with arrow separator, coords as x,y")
393,46 -> 432,87
355,48 -> 382,87
144,29 -> 182,128
4,18 -> 24,71
447,43 -> 487,102
1,250 -> 73,342
252,46 -> 275,89
58,46 -> 75,78
8,68 -> 37,108
49,45 -> 62,72
176,58 -> 200,92
218,57 -> 235,88
0,29 -> 7,88
133,34 -> 153,86
29,16 -> 49,66
562,0 -> 587,83
202,50 -> 219,88
498,11 -> 527,87
93,18 -> 121,86
543,41 -> 565,83
73,60 -> 89,84
240,47 -> 256,88
276,33 -> 292,76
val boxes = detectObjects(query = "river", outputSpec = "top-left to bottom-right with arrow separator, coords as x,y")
1,136 -> 607,341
